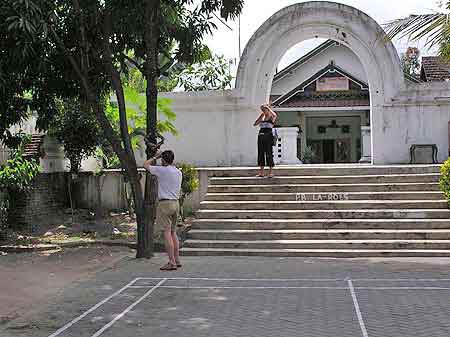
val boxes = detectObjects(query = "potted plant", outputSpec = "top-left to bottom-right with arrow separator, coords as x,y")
301,146 -> 315,164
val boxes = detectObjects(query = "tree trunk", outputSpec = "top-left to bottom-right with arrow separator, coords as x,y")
91,102 -> 149,257
141,0 -> 161,259
127,173 -> 151,258
138,173 -> 157,258
51,9 -> 152,258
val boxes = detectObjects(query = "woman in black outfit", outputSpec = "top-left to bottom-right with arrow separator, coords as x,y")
253,104 -> 277,177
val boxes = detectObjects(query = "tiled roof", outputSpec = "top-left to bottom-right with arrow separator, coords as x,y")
272,64 -> 369,107
274,40 -> 338,81
421,56 -> 450,82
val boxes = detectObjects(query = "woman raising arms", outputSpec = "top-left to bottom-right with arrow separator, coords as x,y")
253,104 -> 277,177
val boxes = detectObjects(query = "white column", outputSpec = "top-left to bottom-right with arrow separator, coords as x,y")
359,126 -> 372,163
274,127 -> 302,165
40,136 -> 66,173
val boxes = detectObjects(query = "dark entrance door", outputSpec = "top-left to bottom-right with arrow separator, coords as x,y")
323,139 -> 335,163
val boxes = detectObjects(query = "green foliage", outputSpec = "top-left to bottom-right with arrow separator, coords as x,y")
178,55 -> 234,91
176,162 -> 199,220
0,144 -> 40,192
128,68 -> 146,93
1,0 -> 109,136
385,2 -> 450,53
439,158 -> 450,206
0,150 -> 40,231
401,47 -> 421,77
439,33 -> 450,60
2,0 -> 244,256
158,44 -> 213,92
302,146 -> 315,163
49,99 -> 101,173
105,85 -> 178,149
94,147 -> 121,172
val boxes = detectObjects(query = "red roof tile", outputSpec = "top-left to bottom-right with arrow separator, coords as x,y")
421,56 -> 450,82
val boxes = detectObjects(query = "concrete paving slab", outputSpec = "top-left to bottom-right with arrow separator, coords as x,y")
2,255 -> 450,337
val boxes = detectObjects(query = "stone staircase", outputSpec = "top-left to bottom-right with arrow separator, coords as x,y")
181,165 -> 450,257
23,134 -> 45,159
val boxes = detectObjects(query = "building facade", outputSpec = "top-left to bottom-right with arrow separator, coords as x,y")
269,40 -> 371,164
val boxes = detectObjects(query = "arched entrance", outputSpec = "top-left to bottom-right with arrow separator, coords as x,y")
235,2 -> 404,164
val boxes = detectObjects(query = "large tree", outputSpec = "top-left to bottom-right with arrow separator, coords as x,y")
401,47 -> 421,77
177,54 -> 234,91
1,0 -> 244,258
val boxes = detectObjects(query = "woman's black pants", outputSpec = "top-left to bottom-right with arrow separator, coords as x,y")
257,128 -> 274,167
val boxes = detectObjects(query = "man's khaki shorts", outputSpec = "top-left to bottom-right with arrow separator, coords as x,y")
155,200 -> 179,235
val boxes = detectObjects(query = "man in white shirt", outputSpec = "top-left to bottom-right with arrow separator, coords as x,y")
143,150 -> 182,271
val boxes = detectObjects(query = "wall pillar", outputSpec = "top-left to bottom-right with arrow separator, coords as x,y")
40,136 -> 66,173
359,126 -> 372,163
274,127 -> 302,165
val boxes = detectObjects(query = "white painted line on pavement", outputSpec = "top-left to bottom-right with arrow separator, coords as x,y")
129,285 -> 346,290
48,278 -> 140,337
352,278 -> 450,281
138,277 -> 343,281
356,287 -> 450,290
159,286 -> 348,289
129,285 -> 450,290
90,278 -> 167,337
138,277 -> 450,282
348,279 -> 369,337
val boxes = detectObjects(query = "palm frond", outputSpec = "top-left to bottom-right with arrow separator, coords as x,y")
384,13 -> 450,48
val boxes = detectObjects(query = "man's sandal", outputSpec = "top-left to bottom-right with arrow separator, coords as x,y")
160,262 -> 177,271
175,261 -> 182,268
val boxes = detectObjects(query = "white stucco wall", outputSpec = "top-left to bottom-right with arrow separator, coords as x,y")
378,82 -> 450,163
271,43 -> 367,96
156,90 -> 259,167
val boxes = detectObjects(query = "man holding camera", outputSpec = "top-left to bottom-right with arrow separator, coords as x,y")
143,150 -> 182,271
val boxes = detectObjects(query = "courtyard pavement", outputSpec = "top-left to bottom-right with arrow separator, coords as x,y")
2,254 -> 450,337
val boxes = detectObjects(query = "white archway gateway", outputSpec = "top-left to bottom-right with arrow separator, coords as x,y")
235,1 -> 405,164
159,1 -> 450,167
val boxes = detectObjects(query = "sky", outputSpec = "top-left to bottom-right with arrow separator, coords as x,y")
204,0 -> 443,74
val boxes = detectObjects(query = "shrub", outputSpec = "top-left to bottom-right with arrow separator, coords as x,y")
0,142 -> 40,231
49,99 -> 101,173
439,158 -> 450,206
0,151 -> 40,192
176,163 -> 199,220
302,146 -> 315,163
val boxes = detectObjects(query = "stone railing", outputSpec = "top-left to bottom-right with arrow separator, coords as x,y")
273,127 -> 302,165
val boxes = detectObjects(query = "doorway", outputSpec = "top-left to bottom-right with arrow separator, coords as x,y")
306,116 -> 360,163
323,139 -> 334,163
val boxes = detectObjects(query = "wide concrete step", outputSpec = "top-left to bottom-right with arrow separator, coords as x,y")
208,182 -> 440,193
200,200 -> 448,210
188,229 -> 450,240
205,191 -> 444,201
192,219 -> 450,230
183,239 -> 450,250
196,209 -> 450,219
181,248 -> 450,257
201,165 -> 441,177
210,174 -> 440,185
